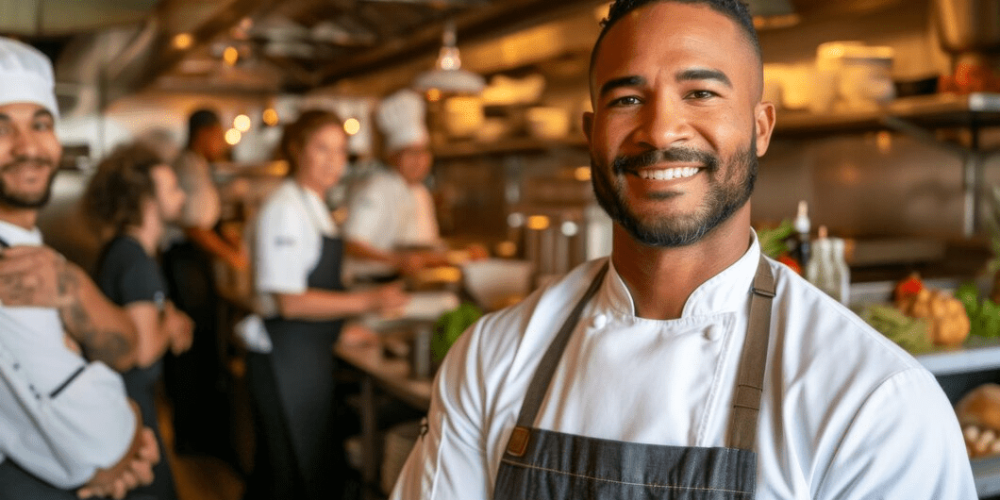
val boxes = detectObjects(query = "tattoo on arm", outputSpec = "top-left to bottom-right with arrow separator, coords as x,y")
58,268 -> 131,367
0,273 -> 37,304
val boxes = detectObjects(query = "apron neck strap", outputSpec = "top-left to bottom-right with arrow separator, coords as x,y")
515,262 -> 609,429
728,255 -> 776,451
510,254 -> 775,451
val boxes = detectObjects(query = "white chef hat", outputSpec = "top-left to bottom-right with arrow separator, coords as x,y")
375,89 -> 428,153
0,37 -> 59,118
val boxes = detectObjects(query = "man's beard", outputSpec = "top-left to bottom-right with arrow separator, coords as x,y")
0,158 -> 58,209
591,133 -> 758,248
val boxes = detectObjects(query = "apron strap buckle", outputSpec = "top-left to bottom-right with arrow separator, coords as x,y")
506,426 -> 531,457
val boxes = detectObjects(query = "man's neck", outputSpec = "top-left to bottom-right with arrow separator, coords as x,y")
610,206 -> 752,320
293,175 -> 325,199
189,145 -> 211,163
124,210 -> 163,257
0,205 -> 39,231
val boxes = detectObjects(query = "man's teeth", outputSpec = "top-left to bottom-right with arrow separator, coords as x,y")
638,167 -> 699,180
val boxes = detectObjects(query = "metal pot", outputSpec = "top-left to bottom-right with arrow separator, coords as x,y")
934,0 -> 1000,54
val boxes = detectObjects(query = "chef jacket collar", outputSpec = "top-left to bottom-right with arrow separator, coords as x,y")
604,230 -> 762,319
0,219 -> 42,247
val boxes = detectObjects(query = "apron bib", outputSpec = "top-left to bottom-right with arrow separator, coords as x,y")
256,187 -> 347,500
494,256 -> 775,499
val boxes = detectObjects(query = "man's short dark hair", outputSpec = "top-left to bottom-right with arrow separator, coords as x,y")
590,0 -> 761,84
187,108 -> 221,147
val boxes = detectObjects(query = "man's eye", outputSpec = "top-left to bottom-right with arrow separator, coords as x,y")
33,121 -> 53,132
687,90 -> 718,100
608,96 -> 641,107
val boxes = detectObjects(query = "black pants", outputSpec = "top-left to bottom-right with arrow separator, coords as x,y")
161,241 -> 231,459
0,461 -> 156,500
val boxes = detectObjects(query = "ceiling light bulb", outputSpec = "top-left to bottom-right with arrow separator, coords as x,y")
343,118 -> 361,136
223,46 -> 239,66
262,108 -> 279,126
225,128 -> 242,145
234,114 -> 251,132
173,33 -> 193,50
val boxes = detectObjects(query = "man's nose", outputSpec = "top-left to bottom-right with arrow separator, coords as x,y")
634,96 -> 693,150
11,128 -> 41,158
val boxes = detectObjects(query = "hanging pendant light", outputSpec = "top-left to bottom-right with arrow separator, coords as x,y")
413,19 -> 486,95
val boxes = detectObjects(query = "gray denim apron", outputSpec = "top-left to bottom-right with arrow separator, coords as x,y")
494,256 -> 775,500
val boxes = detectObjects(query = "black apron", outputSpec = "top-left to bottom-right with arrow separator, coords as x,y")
246,188 -> 346,500
494,256 -> 775,499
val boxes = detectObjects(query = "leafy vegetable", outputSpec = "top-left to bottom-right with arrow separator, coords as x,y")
431,302 -> 483,363
956,282 -> 1000,338
860,304 -> 933,354
756,219 -> 794,259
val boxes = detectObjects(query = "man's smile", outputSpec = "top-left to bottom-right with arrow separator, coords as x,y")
634,166 -> 702,181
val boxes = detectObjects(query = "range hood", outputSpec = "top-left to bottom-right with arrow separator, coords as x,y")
0,0 -> 158,36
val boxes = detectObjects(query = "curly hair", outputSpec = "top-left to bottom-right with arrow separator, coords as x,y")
83,142 -> 164,234
590,0 -> 760,80
278,109 -> 345,176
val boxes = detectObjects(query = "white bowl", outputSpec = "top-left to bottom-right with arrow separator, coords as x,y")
462,259 -> 534,310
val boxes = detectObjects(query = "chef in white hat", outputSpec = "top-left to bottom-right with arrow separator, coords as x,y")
0,37 -> 160,499
343,88 -> 447,278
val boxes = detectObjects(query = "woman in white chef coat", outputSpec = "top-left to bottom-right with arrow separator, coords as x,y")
245,109 -> 409,500
343,88 -> 448,280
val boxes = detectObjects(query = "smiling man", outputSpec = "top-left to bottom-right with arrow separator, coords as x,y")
391,1 -> 975,499
0,37 -> 159,500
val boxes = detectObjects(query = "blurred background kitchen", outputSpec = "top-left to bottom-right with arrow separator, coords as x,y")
7,0 -> 1000,498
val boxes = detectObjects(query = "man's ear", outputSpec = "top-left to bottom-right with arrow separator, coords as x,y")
753,101 -> 776,157
582,111 -> 594,143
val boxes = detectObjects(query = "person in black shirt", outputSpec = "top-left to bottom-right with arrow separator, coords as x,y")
84,142 -> 195,500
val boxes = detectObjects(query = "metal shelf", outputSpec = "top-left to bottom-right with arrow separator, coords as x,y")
916,337 -> 1000,376
973,455 -> 1000,498
434,135 -> 587,159
773,92 -> 1000,137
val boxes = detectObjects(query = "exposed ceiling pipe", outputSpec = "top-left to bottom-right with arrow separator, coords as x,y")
316,0 -> 605,85
100,0 -> 284,103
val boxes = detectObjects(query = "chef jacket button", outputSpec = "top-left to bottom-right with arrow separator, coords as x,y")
591,314 -> 608,329
705,326 -> 720,341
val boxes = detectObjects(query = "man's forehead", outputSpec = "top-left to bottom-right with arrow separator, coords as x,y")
591,2 -> 756,87
0,102 -> 52,119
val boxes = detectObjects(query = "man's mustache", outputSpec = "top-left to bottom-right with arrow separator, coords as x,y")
612,148 -> 718,175
1,156 -> 55,172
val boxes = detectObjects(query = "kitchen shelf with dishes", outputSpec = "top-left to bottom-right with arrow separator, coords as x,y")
434,135 -> 588,159
773,92 -> 1000,137
433,92 -> 1000,158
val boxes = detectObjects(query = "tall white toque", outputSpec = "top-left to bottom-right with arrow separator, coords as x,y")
376,89 -> 429,153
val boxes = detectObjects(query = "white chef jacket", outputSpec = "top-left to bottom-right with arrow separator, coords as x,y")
173,150 -> 221,231
0,221 -> 136,489
392,232 -> 976,499
344,167 -> 440,254
254,179 -> 337,315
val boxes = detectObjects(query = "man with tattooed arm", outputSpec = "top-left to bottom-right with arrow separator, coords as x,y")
0,37 -> 160,499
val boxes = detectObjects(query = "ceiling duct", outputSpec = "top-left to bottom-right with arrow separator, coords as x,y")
0,0 -> 158,36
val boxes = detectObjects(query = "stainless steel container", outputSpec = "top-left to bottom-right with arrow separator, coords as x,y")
934,0 -> 1000,62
